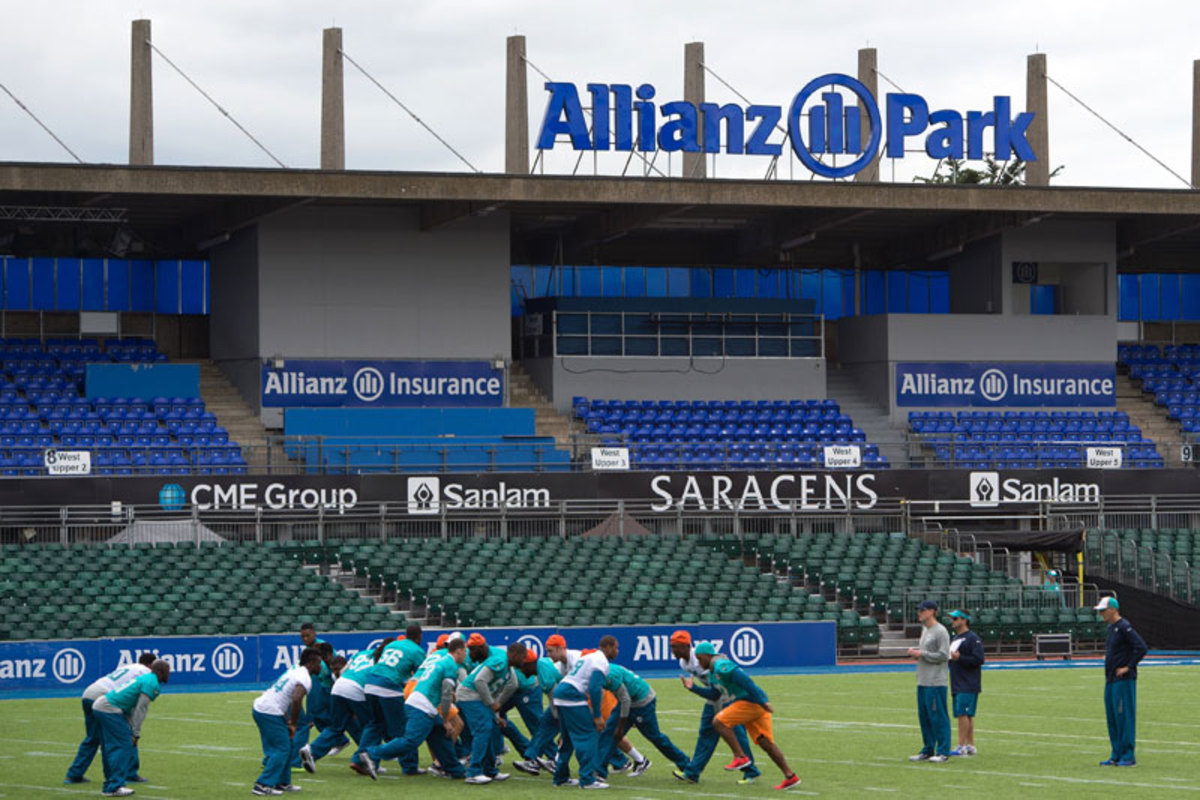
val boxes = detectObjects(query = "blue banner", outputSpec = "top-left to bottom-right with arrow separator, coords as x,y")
262,360 -> 503,408
0,622 -> 834,695
85,363 -> 200,400
896,362 -> 1115,407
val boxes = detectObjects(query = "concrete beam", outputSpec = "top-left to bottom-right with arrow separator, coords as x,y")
129,19 -> 153,166
855,48 -> 880,183
682,42 -> 706,179
1026,53 -> 1049,186
506,36 -> 529,175
321,28 -> 345,170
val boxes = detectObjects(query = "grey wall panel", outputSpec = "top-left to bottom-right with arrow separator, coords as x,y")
884,314 -> 1115,362
837,315 -> 889,363
528,357 -> 827,412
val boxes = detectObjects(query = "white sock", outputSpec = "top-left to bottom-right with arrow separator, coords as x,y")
628,747 -> 645,763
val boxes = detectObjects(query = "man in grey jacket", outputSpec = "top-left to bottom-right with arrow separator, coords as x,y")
906,600 -> 951,763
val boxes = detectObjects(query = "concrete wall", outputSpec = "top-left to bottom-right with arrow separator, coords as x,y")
526,357 -> 826,413
256,205 -> 511,360
209,226 -> 261,409
1001,219 -> 1116,316
948,237 -> 1001,314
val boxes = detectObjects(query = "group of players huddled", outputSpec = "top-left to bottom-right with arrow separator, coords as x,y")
254,623 -> 801,794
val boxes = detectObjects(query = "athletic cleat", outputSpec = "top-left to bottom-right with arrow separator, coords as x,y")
513,759 -> 541,775
354,753 -> 378,781
610,760 -> 633,774
1116,760 -> 1137,767
964,745 -> 977,755
275,785 -> 302,793
724,755 -> 752,771
949,746 -> 970,757
299,744 -> 315,773
909,753 -> 931,762
672,769 -> 697,784
929,755 -> 949,763
492,773 -> 510,782
738,775 -> 757,785
581,781 -> 610,789
429,765 -> 455,779
630,758 -> 652,777
464,775 -> 493,784
326,745 -> 344,758
775,774 -> 802,790
1099,759 -> 1118,766
554,779 -> 580,787
251,785 -> 282,797
376,766 -> 388,774
537,757 -> 557,772
102,790 -> 135,798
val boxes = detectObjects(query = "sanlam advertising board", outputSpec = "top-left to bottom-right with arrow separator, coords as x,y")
0,622 -> 834,695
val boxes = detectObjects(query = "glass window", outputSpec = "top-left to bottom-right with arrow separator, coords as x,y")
577,267 -> 601,297
31,257 -> 55,310
712,268 -> 734,298
81,259 -> 105,311
155,260 -> 180,314
736,269 -> 757,297
646,267 -> 668,297
908,272 -> 930,313
1139,274 -> 1160,321
1117,274 -> 1139,321
1158,274 -> 1181,321
822,271 -> 844,319
180,260 -> 207,314
4,258 -> 30,310
130,260 -> 154,312
887,271 -> 908,313
56,258 -> 81,310
624,267 -> 646,297
757,269 -> 780,298
862,271 -> 885,314
602,266 -> 624,297
667,267 -> 689,297
107,259 -> 130,311
930,272 -> 950,313
799,270 -> 820,312
1182,274 -> 1200,321
690,267 -> 712,298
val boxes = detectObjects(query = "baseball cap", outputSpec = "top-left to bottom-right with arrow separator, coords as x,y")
694,642 -> 717,656
670,630 -> 692,645
467,633 -> 487,647
948,609 -> 970,620
546,634 -> 566,648
1093,596 -> 1119,611
447,631 -> 464,643
917,600 -> 939,611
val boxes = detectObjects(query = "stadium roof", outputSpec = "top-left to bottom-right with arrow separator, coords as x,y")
1,161 -> 1199,271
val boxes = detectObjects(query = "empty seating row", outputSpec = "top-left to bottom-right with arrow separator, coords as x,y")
630,442 -> 890,470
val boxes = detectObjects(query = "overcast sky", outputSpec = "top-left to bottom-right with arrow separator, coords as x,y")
1,0 -> 1196,189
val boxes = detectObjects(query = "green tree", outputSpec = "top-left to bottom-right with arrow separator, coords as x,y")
915,155 -> 1062,185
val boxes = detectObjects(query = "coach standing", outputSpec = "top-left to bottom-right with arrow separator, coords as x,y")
947,609 -> 984,757
906,599 -> 951,763
1095,596 -> 1147,767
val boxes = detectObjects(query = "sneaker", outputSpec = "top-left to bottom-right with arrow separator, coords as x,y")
672,769 -> 697,784
929,755 -> 949,763
724,755 -> 752,771
513,759 -> 541,776
581,781 -> 610,790
465,775 -> 493,785
554,779 -> 580,787
251,786 -> 282,797
948,746 -> 967,757
326,745 -> 344,758
775,774 -> 802,790
429,765 -> 454,779
356,753 -> 378,781
129,777 -> 149,783
610,760 -> 633,774
537,757 -> 557,772
630,758 -> 652,778
738,775 -> 757,785
496,757 -> 504,768
1099,759 -> 1118,766
299,745 -> 315,774
964,745 -> 977,755
492,773 -> 510,782
909,753 -> 931,762
275,785 -> 302,793
102,790 -> 135,798
1116,760 -> 1137,767
377,766 -> 388,774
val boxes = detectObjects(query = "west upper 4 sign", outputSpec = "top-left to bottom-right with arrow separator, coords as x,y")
536,74 -> 1036,179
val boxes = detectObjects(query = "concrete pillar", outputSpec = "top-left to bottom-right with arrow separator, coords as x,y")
855,48 -> 879,182
683,42 -> 706,179
505,35 -> 529,174
1026,53 -> 1049,185
1192,60 -> 1200,188
321,27 -> 345,170
129,19 -> 153,166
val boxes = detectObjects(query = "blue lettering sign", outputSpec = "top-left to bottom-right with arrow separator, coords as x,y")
536,74 -> 1037,179
261,360 -> 504,408
895,363 -> 1116,407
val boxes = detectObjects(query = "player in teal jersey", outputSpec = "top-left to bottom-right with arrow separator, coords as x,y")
359,638 -> 469,780
498,649 -> 556,766
513,650 -> 568,775
457,635 -> 527,783
253,648 -> 323,796
301,648 -> 373,770
91,659 -> 170,798
64,652 -> 157,786
361,624 -> 426,775
596,639 -> 690,780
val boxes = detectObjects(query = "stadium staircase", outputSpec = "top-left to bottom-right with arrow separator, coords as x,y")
185,359 -> 290,471
1115,373 -> 1181,466
825,368 -> 912,467
508,362 -> 580,452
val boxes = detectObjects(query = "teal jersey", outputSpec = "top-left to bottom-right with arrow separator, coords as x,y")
535,657 -> 562,695
340,649 -> 376,685
104,672 -> 160,713
515,666 -> 538,693
466,646 -> 510,698
412,652 -> 460,707
607,663 -> 651,704
710,657 -> 768,705
316,661 -> 334,689
365,638 -> 426,689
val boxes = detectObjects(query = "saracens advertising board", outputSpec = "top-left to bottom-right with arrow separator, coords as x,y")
261,360 -> 503,408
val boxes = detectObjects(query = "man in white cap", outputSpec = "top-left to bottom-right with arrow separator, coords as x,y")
1094,596 -> 1147,767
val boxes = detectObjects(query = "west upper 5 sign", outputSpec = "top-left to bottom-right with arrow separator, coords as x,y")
896,362 -> 1115,407
536,73 -> 1035,179
262,360 -> 503,407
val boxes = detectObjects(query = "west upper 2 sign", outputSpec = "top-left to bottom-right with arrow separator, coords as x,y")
536,73 -> 1036,179
262,360 -> 503,407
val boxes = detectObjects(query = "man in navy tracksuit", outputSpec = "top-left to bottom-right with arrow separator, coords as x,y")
946,609 -> 985,757
1095,596 -> 1147,767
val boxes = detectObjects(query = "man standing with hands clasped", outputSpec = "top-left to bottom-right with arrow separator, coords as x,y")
1095,596 -> 1147,767
907,599 -> 951,763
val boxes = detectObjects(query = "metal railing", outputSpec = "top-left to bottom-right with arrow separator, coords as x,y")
1084,530 -> 1200,606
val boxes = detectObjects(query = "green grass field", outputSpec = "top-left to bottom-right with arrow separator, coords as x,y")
4,666 -> 1199,798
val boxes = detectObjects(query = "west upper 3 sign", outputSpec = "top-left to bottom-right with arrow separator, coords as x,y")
536,73 -> 1036,179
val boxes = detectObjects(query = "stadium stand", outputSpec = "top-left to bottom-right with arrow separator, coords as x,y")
908,409 -> 1163,468
1119,342 -> 1200,436
1085,527 -> 1200,607
0,541 -> 396,641
282,407 -> 572,473
574,397 -> 890,470
0,337 -> 247,476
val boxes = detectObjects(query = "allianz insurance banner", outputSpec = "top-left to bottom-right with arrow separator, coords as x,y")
896,362 -> 1115,407
262,360 -> 503,408
0,622 -> 834,695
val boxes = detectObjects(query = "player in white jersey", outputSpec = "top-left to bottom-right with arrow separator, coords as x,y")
64,652 -> 156,786
669,630 -> 760,784
550,637 -> 613,789
252,647 -> 323,796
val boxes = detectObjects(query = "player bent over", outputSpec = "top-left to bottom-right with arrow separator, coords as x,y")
252,647 -> 322,796
694,643 -> 801,791
65,652 -> 157,786
92,659 -> 170,798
